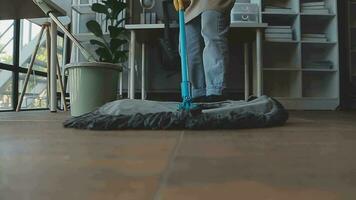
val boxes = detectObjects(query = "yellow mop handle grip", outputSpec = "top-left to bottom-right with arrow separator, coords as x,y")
178,0 -> 185,10
174,0 -> 187,11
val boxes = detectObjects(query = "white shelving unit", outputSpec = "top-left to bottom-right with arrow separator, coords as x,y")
261,0 -> 340,110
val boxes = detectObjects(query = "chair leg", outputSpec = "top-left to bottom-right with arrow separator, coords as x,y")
56,56 -> 68,111
16,25 -> 46,112
46,25 -> 51,108
244,43 -> 250,101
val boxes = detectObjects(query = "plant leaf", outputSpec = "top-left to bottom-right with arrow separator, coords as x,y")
90,39 -> 106,48
103,0 -> 115,7
110,39 -> 127,52
108,26 -> 126,38
91,3 -> 109,15
111,1 -> 127,20
95,47 -> 113,63
115,17 -> 127,27
113,50 -> 128,63
86,20 -> 103,37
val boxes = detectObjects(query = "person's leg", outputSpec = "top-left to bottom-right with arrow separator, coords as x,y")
201,10 -> 230,97
185,15 -> 206,98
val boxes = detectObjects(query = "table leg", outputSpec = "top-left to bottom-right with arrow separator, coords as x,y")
50,19 -> 57,112
256,28 -> 263,97
119,72 -> 123,98
129,30 -> 136,99
244,43 -> 249,101
61,31 -> 69,109
141,43 -> 146,100
46,26 -> 51,108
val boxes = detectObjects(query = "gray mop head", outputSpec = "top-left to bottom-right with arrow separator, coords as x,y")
63,96 -> 288,130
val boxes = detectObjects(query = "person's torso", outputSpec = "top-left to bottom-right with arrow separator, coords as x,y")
185,0 -> 235,23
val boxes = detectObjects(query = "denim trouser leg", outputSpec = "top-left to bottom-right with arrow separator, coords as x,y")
185,10 -> 230,98
201,11 -> 230,96
185,16 -> 206,98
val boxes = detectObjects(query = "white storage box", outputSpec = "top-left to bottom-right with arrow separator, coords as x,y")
231,3 -> 260,23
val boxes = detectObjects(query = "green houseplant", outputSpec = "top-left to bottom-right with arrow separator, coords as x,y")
66,0 -> 129,116
86,0 -> 128,63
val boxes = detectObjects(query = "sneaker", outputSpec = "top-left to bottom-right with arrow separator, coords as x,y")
192,96 -> 207,103
205,95 -> 226,103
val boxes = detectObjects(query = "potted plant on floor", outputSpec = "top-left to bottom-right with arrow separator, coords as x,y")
65,0 -> 128,116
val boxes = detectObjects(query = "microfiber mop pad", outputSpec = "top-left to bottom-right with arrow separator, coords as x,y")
63,95 -> 288,130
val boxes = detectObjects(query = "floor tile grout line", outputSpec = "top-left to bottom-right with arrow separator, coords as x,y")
152,131 -> 185,200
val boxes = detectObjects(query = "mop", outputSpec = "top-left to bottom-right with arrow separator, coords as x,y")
35,0 -> 289,130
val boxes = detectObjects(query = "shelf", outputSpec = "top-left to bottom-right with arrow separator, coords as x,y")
302,71 -> 338,98
262,12 -> 297,15
263,0 -> 300,14
264,68 -> 300,71
264,42 -> 301,69
301,11 -> 338,43
302,68 -> 337,72
264,40 -> 299,43
275,97 -> 339,110
264,71 -> 301,98
262,12 -> 298,20
301,41 -> 337,45
300,13 -> 336,17
302,41 -> 338,74
263,14 -> 298,25
274,97 -> 337,100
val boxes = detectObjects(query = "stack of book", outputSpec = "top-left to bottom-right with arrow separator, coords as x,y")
301,1 -> 330,14
264,5 -> 293,13
265,26 -> 293,41
304,60 -> 333,69
302,33 -> 328,42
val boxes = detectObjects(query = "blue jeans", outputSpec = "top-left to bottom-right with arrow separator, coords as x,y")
185,10 -> 230,98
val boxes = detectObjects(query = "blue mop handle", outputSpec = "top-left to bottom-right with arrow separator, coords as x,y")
179,7 -> 192,103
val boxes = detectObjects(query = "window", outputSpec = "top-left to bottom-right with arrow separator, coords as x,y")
0,69 -> 12,110
20,20 -> 47,73
19,74 -> 48,109
0,20 -> 14,65
0,20 -> 15,111
0,19 -> 65,111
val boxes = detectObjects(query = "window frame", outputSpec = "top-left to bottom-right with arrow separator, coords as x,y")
0,19 -> 66,112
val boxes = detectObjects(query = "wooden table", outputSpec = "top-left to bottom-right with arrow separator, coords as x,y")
125,22 -> 268,101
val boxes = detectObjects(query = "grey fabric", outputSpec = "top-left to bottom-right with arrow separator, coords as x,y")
64,96 -> 289,130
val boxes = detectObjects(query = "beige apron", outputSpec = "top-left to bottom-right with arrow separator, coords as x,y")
185,0 -> 235,23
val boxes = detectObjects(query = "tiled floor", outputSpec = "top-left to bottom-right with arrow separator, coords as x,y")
0,111 -> 356,200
